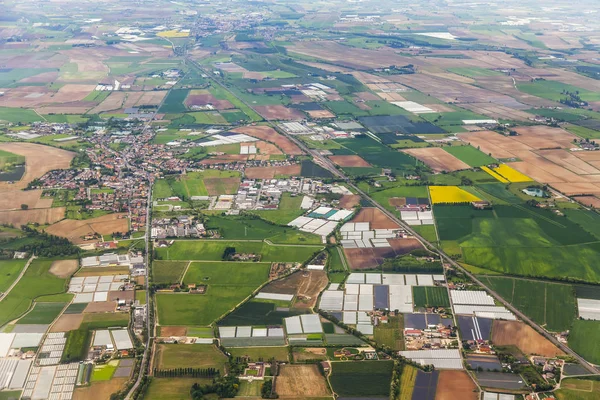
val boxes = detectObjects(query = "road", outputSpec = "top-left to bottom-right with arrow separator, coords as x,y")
0,255 -> 36,302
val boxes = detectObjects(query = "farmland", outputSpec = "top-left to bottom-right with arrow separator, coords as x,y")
154,344 -> 227,372
481,276 -> 575,331
444,145 -> 496,167
329,361 -> 394,397
556,378 -> 600,400
0,259 -> 69,327
492,320 -> 564,357
155,240 -> 323,263
152,261 -> 189,285
568,320 -> 600,365
413,287 -> 451,308
0,259 -> 27,292
429,186 -> 481,204
156,261 -> 271,326
434,204 -> 600,282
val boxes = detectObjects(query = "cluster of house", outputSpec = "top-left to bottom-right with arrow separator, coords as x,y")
151,216 -> 206,239
404,323 -> 457,350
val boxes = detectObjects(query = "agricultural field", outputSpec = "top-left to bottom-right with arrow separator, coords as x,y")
228,346 -> 289,361
374,315 -> 404,351
556,378 -> 600,400
434,204 -> 600,282
492,320 -> 564,357
17,302 -> 66,324
0,259 -> 27,293
250,193 -> 305,225
152,261 -> 189,285
568,320 -> 600,365
329,361 -> 394,397
0,259 -> 69,327
276,365 -> 331,398
413,287 -> 451,308
154,344 -> 227,372
443,145 -> 496,167
155,240 -> 323,263
480,276 -> 575,331
429,186 -> 481,204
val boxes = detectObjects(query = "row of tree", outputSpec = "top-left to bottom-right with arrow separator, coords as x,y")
153,367 -> 219,378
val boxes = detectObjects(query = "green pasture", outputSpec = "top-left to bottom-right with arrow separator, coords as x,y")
480,276 -> 575,331
569,320 -> 600,365
444,145 -> 496,167
152,261 -> 189,285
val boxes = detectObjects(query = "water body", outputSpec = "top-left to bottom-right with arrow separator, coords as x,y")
0,165 -> 25,182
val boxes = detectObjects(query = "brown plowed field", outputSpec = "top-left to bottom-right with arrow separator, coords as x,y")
160,326 -> 187,337
0,142 -> 75,189
244,165 -> 301,179
435,370 -> 478,400
261,270 -> 328,309
0,189 -> 51,210
307,110 -> 335,119
84,302 -> 116,313
135,90 -> 167,106
253,105 -> 305,121
329,155 -> 371,167
573,196 -> 600,208
351,208 -> 400,229
233,126 -> 303,155
403,148 -> 470,172
45,213 -> 129,244
492,320 -> 564,357
276,365 -> 330,397
73,378 -> 127,400
89,92 -> 126,113
204,177 -> 241,196
339,195 -> 361,209
51,314 -> 83,332
0,208 -> 66,225
344,239 -> 422,270
108,290 -> 134,302
49,260 -> 78,278
254,141 -> 283,155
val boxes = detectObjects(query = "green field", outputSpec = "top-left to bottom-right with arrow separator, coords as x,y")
152,261 -> 189,285
91,360 -> 119,382
434,204 -> 600,282
227,346 -> 289,361
203,215 -> 321,244
159,89 -> 190,113
17,302 -> 65,324
183,261 -> 270,287
145,377 -> 213,400
153,170 -> 240,200
569,320 -> 600,365
0,107 -> 43,124
329,360 -> 394,397
155,240 -> 323,263
412,287 -> 450,308
444,145 -> 496,167
0,259 -> 27,293
556,378 -> 600,400
374,315 -> 404,351
0,259 -> 68,327
250,193 -> 305,225
480,276 -> 575,331
0,149 -> 25,170
61,328 -> 91,363
517,80 -> 600,102
158,260 -> 271,326
155,344 -> 227,372
447,67 -> 503,78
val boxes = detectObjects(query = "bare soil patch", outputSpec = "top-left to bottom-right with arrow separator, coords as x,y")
254,141 -> 282,155
573,196 -> 600,208
233,126 -> 303,155
45,213 -> 129,244
492,320 -> 564,357
253,105 -> 305,121
403,147 -> 470,172
307,109 -> 335,119
89,92 -> 126,113
339,195 -> 361,209
329,155 -> 371,168
73,378 -> 127,400
351,207 -> 400,229
204,177 -> 241,196
261,270 -> 328,309
389,197 -> 406,207
49,260 -> 78,278
135,91 -> 167,106
84,302 -> 116,313
276,365 -> 330,397
244,165 -> 301,179
0,208 -> 65,226
108,290 -> 134,302
435,370 -> 478,400
0,189 -> 51,211
51,314 -> 83,332
0,142 -> 75,189
160,326 -> 187,337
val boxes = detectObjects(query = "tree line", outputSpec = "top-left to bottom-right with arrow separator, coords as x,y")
153,367 -> 219,378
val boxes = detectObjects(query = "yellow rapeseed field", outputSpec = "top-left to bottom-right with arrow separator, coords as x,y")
481,166 -> 509,183
493,164 -> 533,183
157,30 -> 190,38
429,186 -> 482,204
